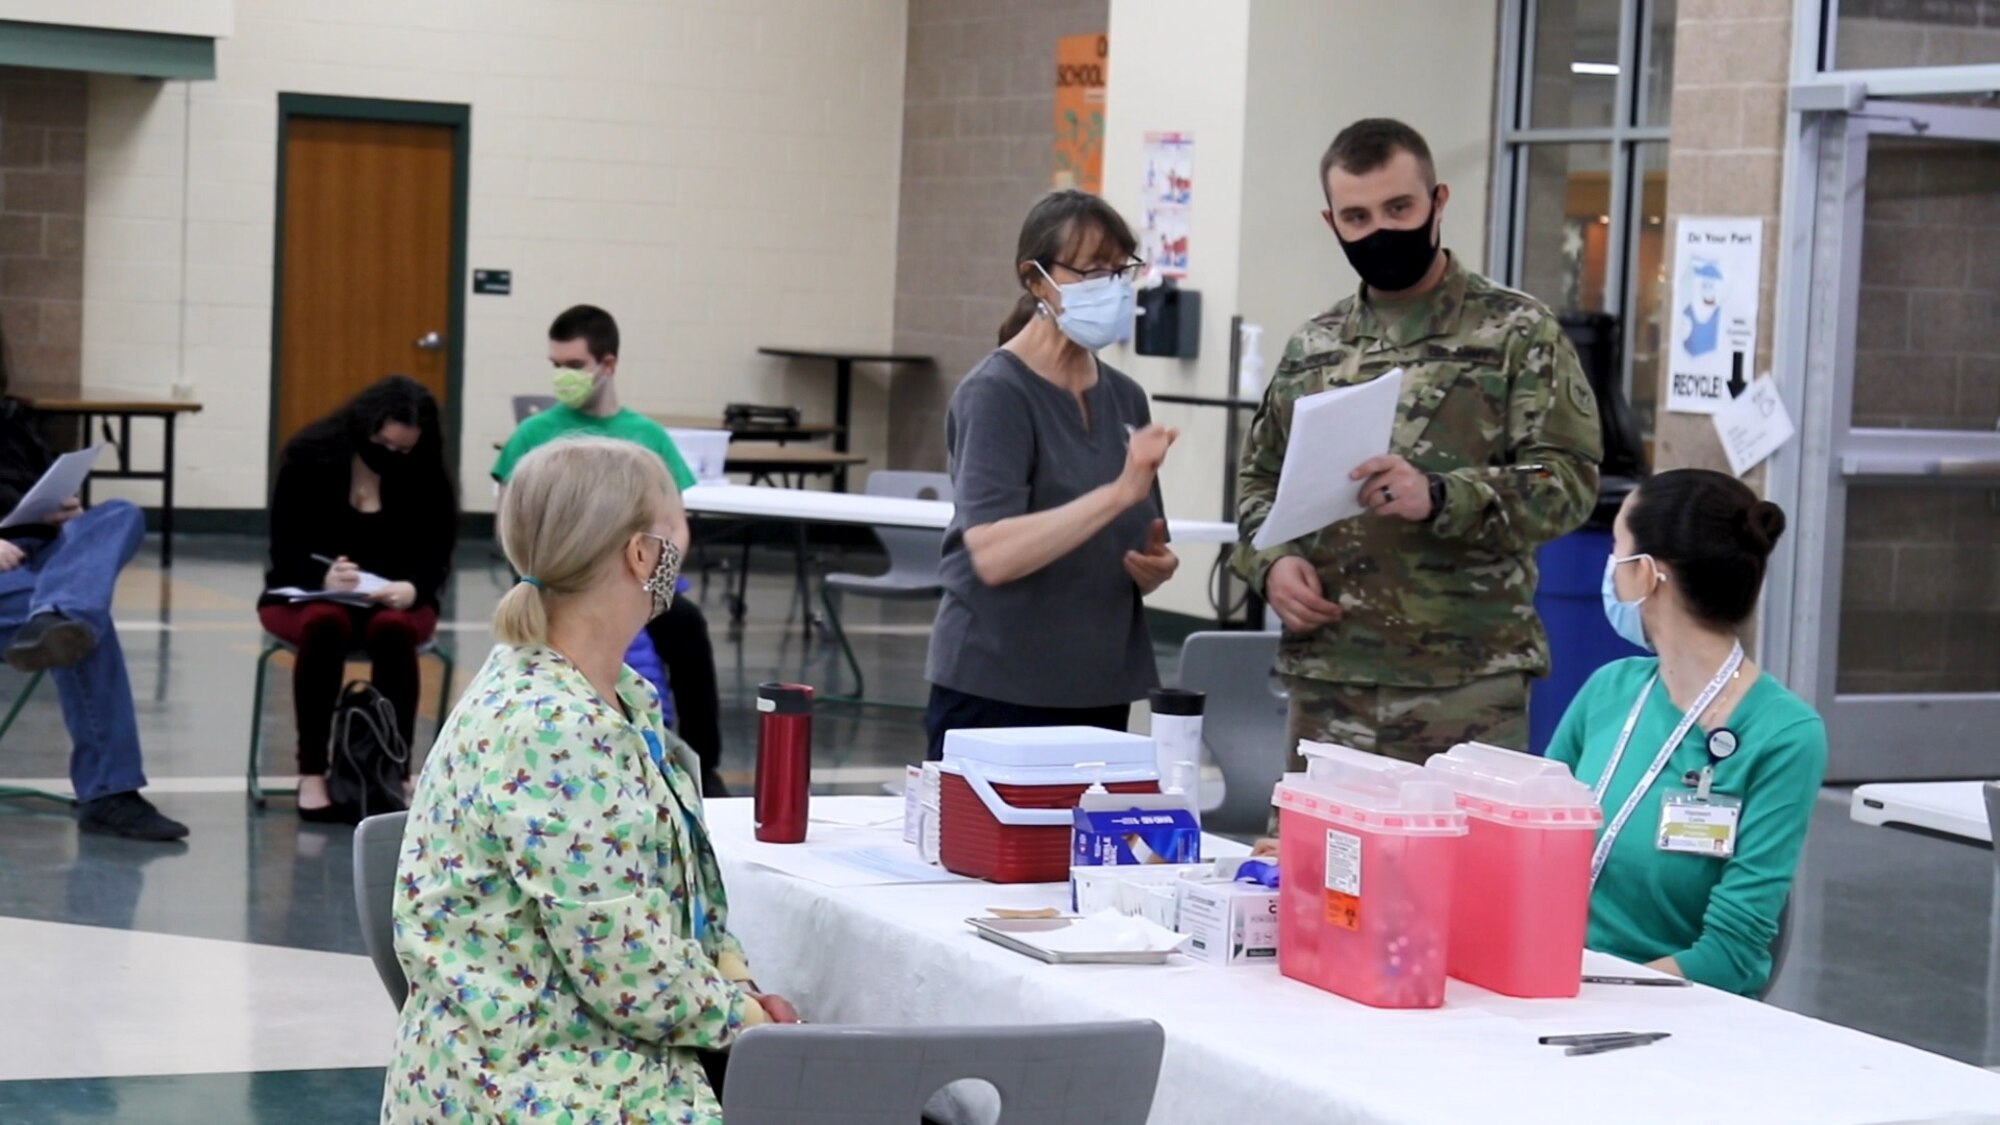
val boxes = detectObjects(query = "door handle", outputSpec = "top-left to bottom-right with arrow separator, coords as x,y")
415,331 -> 446,351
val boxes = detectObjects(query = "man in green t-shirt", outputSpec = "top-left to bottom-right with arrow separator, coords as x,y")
493,304 -> 727,795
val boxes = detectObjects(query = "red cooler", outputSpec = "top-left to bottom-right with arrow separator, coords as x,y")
1424,741 -> 1602,998
937,726 -> 1158,883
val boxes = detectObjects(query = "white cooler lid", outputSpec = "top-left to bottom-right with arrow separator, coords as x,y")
940,725 -> 1156,772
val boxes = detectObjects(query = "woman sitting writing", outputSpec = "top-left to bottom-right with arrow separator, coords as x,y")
1549,468 -> 1827,996
383,436 -> 795,1124
262,376 -> 458,819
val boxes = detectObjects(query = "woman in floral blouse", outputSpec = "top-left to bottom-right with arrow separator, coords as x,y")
383,436 -> 797,1124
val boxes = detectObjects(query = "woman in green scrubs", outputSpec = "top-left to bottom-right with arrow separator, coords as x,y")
1548,469 -> 1827,997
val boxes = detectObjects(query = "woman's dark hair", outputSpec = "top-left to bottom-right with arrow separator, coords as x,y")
283,374 -> 460,536
1626,468 -> 1787,629
996,190 -> 1140,344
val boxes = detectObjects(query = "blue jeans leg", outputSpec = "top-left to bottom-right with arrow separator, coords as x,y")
27,500 -> 145,637
0,501 -> 149,801
52,622 -> 147,801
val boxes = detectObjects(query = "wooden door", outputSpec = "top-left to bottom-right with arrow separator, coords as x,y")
274,117 -> 455,449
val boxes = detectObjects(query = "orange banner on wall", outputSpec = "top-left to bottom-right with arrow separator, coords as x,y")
1053,33 -> 1106,194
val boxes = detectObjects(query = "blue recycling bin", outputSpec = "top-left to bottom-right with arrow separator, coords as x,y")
1529,528 -> 1646,755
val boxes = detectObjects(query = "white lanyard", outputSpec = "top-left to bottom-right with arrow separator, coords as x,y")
1588,642 -> 1743,887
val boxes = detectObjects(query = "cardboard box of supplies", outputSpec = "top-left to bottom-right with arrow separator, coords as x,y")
1177,878 -> 1279,966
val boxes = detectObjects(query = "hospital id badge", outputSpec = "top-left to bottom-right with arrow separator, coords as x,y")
1657,792 -> 1740,857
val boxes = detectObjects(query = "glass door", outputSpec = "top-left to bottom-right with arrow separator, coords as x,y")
1788,100 -> 2000,781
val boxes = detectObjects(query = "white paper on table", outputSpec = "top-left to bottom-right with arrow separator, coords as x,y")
1712,376 -> 1795,477
741,838 -> 970,887
0,445 -> 104,528
1249,369 -> 1405,551
814,847 -> 970,885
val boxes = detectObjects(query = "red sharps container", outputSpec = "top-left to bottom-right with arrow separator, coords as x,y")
754,682 -> 813,843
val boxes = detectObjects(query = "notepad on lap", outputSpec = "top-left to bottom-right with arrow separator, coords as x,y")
266,567 -> 390,605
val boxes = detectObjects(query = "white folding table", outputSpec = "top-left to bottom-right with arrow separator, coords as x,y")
682,483 -> 1240,635
1849,781 -> 1995,844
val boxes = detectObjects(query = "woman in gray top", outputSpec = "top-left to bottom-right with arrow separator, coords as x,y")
923,190 -> 1180,759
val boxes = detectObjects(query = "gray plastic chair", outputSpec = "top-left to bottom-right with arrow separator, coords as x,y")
1761,895 -> 1793,1001
511,394 -> 556,423
1178,631 -> 1289,836
721,1020 -> 1165,1125
353,810 -> 410,1008
820,471 -> 953,704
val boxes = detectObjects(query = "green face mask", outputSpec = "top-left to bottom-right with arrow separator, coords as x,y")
552,365 -> 602,409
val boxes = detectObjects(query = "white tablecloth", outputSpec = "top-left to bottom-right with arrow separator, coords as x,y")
683,482 -> 1239,543
709,796 -> 2000,1125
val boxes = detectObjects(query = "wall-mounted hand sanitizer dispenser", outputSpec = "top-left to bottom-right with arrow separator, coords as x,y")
1134,281 -> 1200,358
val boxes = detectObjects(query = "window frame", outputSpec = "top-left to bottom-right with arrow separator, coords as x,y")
1489,0 -> 1672,414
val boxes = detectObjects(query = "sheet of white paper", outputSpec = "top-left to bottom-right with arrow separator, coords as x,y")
740,838 -> 968,887
0,446 -> 104,528
1250,369 -> 1404,551
814,847 -> 970,884
1712,376 -> 1795,477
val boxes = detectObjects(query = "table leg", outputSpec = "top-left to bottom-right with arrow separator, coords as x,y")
161,414 -> 177,568
793,520 -> 811,642
833,358 -> 852,493
733,535 -> 752,625
79,412 -> 96,507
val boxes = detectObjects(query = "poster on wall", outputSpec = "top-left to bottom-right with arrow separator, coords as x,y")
1141,131 -> 1193,280
1666,216 -> 1762,415
1053,33 -> 1106,194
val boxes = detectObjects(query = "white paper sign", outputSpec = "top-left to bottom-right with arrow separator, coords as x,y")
1667,217 -> 1762,415
1140,131 -> 1193,280
1249,369 -> 1404,552
1712,376 -> 1795,477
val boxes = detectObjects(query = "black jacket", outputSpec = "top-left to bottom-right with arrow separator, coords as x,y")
0,398 -> 56,542
262,440 -> 456,610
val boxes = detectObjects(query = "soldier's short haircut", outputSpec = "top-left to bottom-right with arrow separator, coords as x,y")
1320,119 -> 1437,195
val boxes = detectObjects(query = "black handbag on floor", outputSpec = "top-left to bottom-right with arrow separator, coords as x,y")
326,680 -> 410,824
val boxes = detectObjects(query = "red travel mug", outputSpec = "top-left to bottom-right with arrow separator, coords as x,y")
754,682 -> 813,843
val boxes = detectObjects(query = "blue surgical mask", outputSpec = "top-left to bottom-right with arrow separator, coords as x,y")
1034,264 -> 1134,351
1602,553 -> 1657,652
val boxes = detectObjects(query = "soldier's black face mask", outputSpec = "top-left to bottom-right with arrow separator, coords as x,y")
1335,187 -> 1441,293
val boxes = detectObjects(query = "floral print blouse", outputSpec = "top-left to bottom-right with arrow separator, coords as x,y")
382,645 -> 765,1125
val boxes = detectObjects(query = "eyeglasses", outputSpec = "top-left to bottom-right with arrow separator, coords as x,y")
1051,257 -> 1146,283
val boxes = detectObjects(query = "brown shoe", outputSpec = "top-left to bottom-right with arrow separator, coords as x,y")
5,612 -> 97,673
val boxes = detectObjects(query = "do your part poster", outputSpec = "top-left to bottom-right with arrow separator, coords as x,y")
1666,217 -> 1762,415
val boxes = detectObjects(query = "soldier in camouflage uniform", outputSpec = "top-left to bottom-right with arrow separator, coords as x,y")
1235,119 -> 1602,771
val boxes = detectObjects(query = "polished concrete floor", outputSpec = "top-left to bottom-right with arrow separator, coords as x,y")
0,533 -> 1994,1123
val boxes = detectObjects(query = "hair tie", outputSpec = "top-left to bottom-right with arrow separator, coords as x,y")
519,576 -> 542,590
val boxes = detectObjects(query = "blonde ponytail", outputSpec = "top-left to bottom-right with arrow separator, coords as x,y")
491,579 -> 550,647
493,437 -> 674,646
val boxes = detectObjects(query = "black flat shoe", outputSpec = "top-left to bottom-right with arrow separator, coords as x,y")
77,792 -> 189,842
5,612 -> 98,673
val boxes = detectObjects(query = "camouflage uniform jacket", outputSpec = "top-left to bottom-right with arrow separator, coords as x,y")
1234,255 -> 1603,688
